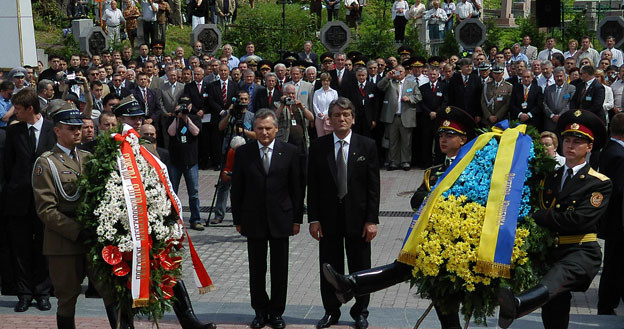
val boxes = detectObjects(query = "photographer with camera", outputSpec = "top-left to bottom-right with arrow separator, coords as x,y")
210,91 -> 256,224
166,96 -> 205,231
60,72 -> 93,120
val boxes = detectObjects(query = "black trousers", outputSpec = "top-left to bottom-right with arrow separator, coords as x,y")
327,6 -> 339,21
142,21 -> 157,47
597,232 -> 624,312
247,237 -> 289,316
6,214 -> 51,298
198,123 -> 212,168
211,123 -> 224,168
393,16 -> 407,42
413,112 -> 436,168
319,203 -> 371,318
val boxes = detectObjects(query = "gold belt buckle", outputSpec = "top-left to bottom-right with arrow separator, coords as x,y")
554,235 -> 560,247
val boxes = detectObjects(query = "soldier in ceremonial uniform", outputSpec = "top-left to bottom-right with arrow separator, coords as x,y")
480,64 -> 512,127
32,104 -> 133,329
497,109 -> 612,329
323,106 -> 475,329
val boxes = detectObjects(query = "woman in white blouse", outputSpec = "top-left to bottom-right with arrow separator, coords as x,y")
313,73 -> 339,137
391,0 -> 409,43
596,69 -> 614,119
563,39 -> 579,60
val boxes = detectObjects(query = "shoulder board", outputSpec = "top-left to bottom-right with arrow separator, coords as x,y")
502,81 -> 512,86
40,151 -> 53,158
78,149 -> 91,156
588,168 -> 610,181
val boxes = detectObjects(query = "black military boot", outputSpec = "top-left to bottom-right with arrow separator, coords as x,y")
172,280 -> 217,329
105,303 -> 135,329
56,314 -> 76,329
497,284 -> 549,329
322,261 -> 413,304
434,304 -> 461,329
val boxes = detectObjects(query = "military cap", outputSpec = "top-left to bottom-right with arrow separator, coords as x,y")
478,62 -> 492,71
113,95 -> 145,117
492,64 -> 505,74
49,101 -> 83,126
437,106 -> 475,137
557,109 -> 607,150
293,60 -> 308,71
412,56 -> 426,67
245,55 -> 261,66
12,71 -> 25,78
283,51 -> 299,61
352,55 -> 367,67
427,56 -> 443,67
398,46 -> 413,56
258,60 -> 273,71
151,39 -> 165,49
320,52 -> 334,63
347,51 -> 363,61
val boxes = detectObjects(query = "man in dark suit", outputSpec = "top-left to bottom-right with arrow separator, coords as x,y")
241,69 -> 265,113
597,113 -> 624,315
109,73 -> 131,98
330,53 -> 356,97
447,58 -> 482,120
344,67 -> 379,138
308,97 -> 380,329
207,64 -> 238,169
183,67 -> 212,169
3,88 -> 56,312
570,65 -> 606,123
231,109 -> 303,329
510,70 -> 543,130
132,72 -> 162,125
416,66 -> 447,168
299,41 -> 319,67
254,73 -> 281,111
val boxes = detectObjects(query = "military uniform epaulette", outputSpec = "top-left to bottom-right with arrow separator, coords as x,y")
40,151 -> 54,158
588,168 -> 609,181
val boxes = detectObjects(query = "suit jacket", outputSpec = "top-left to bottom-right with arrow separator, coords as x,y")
419,80 -> 448,115
447,72 -> 482,118
207,79 -> 239,118
510,83 -> 543,129
570,80 -> 606,123
330,69 -> 356,97
254,87 -> 282,111
132,86 -> 162,122
3,119 -> 56,217
377,76 -> 422,128
543,83 -> 576,132
231,140 -> 303,238
480,80 -> 512,126
108,83 -> 131,97
298,51 -> 319,67
285,79 -> 315,111
346,80 -> 381,135
241,82 -> 264,113
32,146 -> 90,255
183,80 -> 209,116
160,81 -> 185,114
307,133 -> 380,237
521,45 -> 538,62
598,139 -> 624,238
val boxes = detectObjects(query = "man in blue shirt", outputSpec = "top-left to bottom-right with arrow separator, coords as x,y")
0,81 -> 15,128
511,43 -> 529,64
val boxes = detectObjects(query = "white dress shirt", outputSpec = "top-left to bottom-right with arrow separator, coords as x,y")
333,131 -> 352,161
258,139 -> 275,167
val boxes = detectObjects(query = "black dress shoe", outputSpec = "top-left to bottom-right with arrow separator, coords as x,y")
35,297 -> 51,311
353,314 -> 368,329
14,297 -> 32,312
387,165 -> 398,171
250,314 -> 266,329
316,312 -> 340,328
268,314 -> 285,329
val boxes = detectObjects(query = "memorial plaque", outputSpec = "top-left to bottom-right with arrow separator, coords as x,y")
597,16 -> 624,48
79,27 -> 109,57
320,21 -> 351,52
191,24 -> 222,55
72,19 -> 93,39
455,19 -> 486,50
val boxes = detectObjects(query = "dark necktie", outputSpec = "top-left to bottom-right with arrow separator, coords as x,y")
268,90 -> 273,104
222,82 -> 227,104
561,168 -> 573,191
69,149 -> 77,161
262,147 -> 270,174
29,126 -> 36,153
337,140 -> 347,199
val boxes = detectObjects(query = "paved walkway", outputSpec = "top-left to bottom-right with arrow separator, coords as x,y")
1,169 -> 623,328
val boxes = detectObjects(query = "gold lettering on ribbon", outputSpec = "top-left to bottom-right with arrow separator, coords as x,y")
497,173 -> 515,226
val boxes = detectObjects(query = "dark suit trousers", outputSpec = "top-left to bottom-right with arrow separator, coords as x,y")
198,123 -> 212,168
597,232 -> 624,312
413,112 -> 436,168
319,203 -> 371,318
6,214 -> 51,298
247,237 -> 289,316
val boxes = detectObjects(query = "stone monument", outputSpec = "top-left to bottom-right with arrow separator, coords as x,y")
190,24 -> 222,55
79,27 -> 109,57
0,0 -> 38,69
455,19 -> 486,51
72,19 -> 94,40
597,16 -> 624,48
320,21 -> 351,53
497,0 -> 516,27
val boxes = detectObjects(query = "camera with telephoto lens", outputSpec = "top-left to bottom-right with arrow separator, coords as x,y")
63,73 -> 85,86
176,96 -> 191,115
284,97 -> 295,105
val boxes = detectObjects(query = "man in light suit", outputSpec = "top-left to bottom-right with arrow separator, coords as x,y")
521,35 -> 538,64
481,64 -> 513,127
377,65 -> 421,170
543,67 -> 576,132
308,97 -> 379,329
285,66 -> 315,111
145,60 -> 164,90
160,69 -> 185,148
231,109 -> 303,329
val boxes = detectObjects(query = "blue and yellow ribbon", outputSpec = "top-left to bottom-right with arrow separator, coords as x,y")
399,121 -> 533,279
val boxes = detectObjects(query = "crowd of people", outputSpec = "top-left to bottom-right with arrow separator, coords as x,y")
1,28 -> 624,329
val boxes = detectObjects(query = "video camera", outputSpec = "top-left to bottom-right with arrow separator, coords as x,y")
62,73 -> 85,86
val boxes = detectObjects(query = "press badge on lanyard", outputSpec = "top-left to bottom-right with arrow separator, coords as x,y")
291,119 -> 297,126
180,126 -> 188,143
